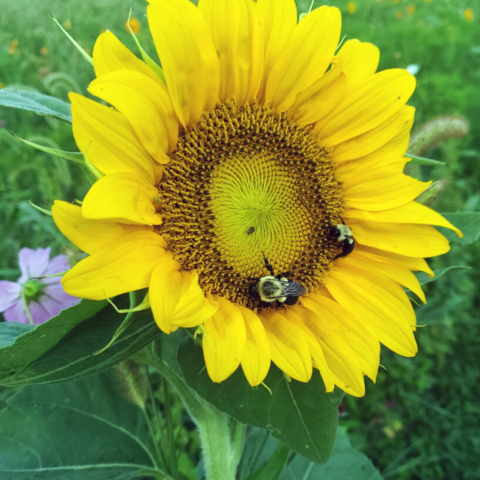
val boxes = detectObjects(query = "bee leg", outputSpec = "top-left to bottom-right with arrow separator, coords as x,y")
262,252 -> 275,276
278,271 -> 293,279
276,300 -> 287,312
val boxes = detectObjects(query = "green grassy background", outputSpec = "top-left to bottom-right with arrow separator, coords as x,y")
0,0 -> 479,478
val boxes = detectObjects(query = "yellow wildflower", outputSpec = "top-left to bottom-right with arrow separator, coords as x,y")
464,9 -> 474,21
125,17 -> 141,34
8,39 -> 18,55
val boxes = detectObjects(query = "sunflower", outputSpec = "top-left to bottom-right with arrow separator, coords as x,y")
52,0 -> 461,397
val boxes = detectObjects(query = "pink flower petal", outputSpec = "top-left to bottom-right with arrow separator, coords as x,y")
42,282 -> 80,316
28,301 -> 53,325
18,247 -> 51,282
42,255 -> 72,285
3,299 -> 29,324
0,281 -> 22,312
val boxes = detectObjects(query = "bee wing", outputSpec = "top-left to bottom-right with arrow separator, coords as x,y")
281,281 -> 307,297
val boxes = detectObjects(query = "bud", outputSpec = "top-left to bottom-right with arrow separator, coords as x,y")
114,360 -> 148,409
415,180 -> 447,207
409,115 -> 469,156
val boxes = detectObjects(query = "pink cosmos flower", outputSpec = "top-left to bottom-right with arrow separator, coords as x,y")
0,247 -> 79,325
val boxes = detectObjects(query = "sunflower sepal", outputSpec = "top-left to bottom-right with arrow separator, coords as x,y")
126,8 -> 166,83
83,145 -> 104,181
50,12 -> 93,66
93,290 -> 151,356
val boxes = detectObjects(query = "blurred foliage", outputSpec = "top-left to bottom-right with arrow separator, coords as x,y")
0,0 -> 479,478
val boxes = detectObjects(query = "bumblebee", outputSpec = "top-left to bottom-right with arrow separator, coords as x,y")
249,254 -> 307,307
330,219 -> 355,260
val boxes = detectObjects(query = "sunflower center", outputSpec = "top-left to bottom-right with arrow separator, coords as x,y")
158,100 -> 344,310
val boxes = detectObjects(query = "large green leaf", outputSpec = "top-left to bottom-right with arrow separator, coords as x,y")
177,338 -> 343,464
0,322 -> 34,349
416,266 -> 471,286
440,212 -> 480,244
0,88 -> 72,122
280,427 -> 383,480
0,372 -> 171,480
241,427 -> 382,480
248,443 -> 290,480
0,297 -> 161,387
0,299 -> 106,377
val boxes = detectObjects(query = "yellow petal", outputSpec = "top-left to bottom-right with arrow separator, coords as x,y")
288,68 -> 347,126
350,221 -> 450,257
69,93 -> 159,184
264,6 -> 341,112
345,202 -> 463,238
291,303 -> 365,396
199,0 -> 264,104
93,30 -> 162,84
315,69 -> 415,147
337,39 -> 380,86
52,201 -> 153,255
202,295 -> 246,383
149,253 -> 218,334
343,174 -> 431,211
335,250 -> 427,303
82,172 -> 162,226
357,245 -> 434,277
62,231 -> 166,300
336,115 -> 413,183
257,0 -> 297,100
303,295 -> 380,382
260,311 -> 312,382
281,308 -> 335,393
238,305 -> 271,387
148,0 -> 220,127
331,106 -> 415,164
88,70 -> 178,160
326,266 -> 418,357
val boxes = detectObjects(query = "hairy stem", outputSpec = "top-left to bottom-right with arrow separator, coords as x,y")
141,343 -> 241,480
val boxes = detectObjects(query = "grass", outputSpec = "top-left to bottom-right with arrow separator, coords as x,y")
1,0 -> 479,478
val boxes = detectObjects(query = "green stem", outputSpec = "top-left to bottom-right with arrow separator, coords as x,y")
20,291 -> 34,325
144,367 -> 167,470
198,407 -> 236,480
231,420 -> 247,474
162,375 -> 179,478
142,344 -> 240,480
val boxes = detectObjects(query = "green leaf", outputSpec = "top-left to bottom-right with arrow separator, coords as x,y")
0,297 -> 161,387
177,338 -> 343,464
0,323 -> 34,349
416,266 -> 471,286
0,299 -> 106,376
439,212 -> 480,244
249,443 -> 290,480
0,88 -> 72,122
0,372 -> 172,479
7,130 -> 84,164
280,427 -> 383,480
407,153 -> 446,166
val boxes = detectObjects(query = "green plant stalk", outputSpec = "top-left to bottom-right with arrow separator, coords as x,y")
142,344 -> 245,480
162,375 -> 179,478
